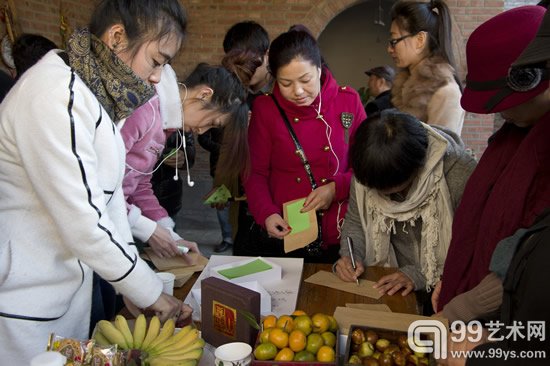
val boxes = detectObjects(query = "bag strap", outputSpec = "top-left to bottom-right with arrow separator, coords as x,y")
270,94 -> 323,256
270,94 -> 318,190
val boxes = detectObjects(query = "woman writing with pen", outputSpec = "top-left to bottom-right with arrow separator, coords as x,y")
334,110 -> 475,314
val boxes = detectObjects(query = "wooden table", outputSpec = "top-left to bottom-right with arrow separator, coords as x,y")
296,263 -> 417,315
173,263 -> 417,316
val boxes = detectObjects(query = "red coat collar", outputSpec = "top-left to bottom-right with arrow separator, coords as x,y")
272,67 -> 339,119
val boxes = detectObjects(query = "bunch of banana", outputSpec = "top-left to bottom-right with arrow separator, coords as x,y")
93,314 -> 205,366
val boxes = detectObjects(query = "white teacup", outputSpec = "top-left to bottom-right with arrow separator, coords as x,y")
214,342 -> 252,366
156,272 -> 176,296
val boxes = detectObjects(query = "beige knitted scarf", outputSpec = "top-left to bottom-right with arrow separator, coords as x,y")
355,123 -> 453,289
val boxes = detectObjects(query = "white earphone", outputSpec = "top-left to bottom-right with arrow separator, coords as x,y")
170,82 -> 194,187
173,129 -> 195,187
313,86 -> 340,176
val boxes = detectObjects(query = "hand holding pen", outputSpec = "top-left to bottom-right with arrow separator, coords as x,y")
333,237 -> 365,283
347,237 -> 360,286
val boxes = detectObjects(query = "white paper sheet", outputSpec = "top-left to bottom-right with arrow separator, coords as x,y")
184,255 -> 304,321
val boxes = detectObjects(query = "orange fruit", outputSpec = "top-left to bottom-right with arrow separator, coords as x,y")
274,347 -> 295,361
276,315 -> 294,333
327,315 -> 338,332
263,314 -> 277,329
254,342 -> 277,360
294,315 -> 313,336
306,333 -> 324,354
259,328 -> 272,343
321,331 -> 337,347
294,350 -> 316,361
268,327 -> 289,349
311,313 -> 330,333
288,329 -> 307,352
292,309 -> 307,316
316,345 -> 336,362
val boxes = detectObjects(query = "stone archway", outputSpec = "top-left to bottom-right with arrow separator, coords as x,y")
306,0 -> 467,81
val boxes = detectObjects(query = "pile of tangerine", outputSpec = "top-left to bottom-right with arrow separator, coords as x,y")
253,310 -> 339,362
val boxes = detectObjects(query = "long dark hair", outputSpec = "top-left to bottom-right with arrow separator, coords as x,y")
222,20 -> 269,55
391,0 -> 456,71
89,0 -> 187,58
183,63 -> 250,181
268,30 -> 321,77
12,34 -> 57,79
351,109 -> 428,190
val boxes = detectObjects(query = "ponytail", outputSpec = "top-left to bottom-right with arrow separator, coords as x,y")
431,0 -> 456,71
222,48 -> 263,89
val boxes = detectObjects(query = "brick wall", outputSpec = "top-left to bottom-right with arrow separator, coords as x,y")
0,0 -> 536,161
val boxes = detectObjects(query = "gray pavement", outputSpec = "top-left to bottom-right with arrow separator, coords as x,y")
171,146 -> 232,258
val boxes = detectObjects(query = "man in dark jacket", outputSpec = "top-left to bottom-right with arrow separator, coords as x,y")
364,65 -> 395,116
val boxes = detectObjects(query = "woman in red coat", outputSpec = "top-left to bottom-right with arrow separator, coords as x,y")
242,30 -> 366,263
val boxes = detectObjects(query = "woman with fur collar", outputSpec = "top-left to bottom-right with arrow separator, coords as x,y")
335,110 -> 476,308
388,0 -> 465,136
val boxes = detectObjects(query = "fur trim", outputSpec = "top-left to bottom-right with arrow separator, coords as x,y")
391,57 -> 456,122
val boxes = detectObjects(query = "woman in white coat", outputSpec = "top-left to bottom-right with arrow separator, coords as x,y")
0,0 -> 188,363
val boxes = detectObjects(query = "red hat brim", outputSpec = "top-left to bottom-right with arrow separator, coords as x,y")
461,80 -> 549,114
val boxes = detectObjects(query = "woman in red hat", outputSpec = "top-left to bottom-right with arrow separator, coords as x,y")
432,5 -> 550,325
388,0 -> 465,136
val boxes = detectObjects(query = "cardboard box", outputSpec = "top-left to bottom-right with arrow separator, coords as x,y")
334,307 -> 447,365
193,279 -> 272,316
201,277 -> 261,348
344,324 -> 435,366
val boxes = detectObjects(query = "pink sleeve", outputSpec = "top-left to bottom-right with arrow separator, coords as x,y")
120,98 -> 169,221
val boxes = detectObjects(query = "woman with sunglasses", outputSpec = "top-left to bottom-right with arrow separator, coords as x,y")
388,0 -> 465,136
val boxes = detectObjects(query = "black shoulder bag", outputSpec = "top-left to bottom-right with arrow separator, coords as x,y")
270,95 -> 323,257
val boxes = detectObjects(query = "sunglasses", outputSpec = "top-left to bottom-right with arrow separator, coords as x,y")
388,33 -> 418,48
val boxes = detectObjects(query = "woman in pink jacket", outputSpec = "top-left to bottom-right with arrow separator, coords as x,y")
243,30 -> 366,263
121,63 -> 249,258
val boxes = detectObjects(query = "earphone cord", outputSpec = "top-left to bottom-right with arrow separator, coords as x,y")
313,91 -> 340,176
125,133 -> 184,176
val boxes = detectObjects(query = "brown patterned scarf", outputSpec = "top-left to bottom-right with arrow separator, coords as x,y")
66,28 -> 155,121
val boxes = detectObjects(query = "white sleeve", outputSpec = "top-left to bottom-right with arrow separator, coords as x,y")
128,204 -> 157,242
14,74 -> 161,308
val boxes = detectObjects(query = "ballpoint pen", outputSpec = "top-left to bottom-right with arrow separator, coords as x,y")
347,236 -> 360,286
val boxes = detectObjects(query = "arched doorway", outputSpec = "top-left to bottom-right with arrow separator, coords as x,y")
317,0 -> 394,92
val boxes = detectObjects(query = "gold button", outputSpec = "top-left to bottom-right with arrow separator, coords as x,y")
323,145 -> 330,152
293,117 -> 299,123
321,178 -> 327,184
319,211 -> 325,216
295,149 -> 301,156
296,177 -> 302,183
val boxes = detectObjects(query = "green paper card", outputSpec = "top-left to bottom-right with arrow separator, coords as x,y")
217,258 -> 273,279
283,197 -> 318,253
203,184 -> 231,205
286,198 -> 310,234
